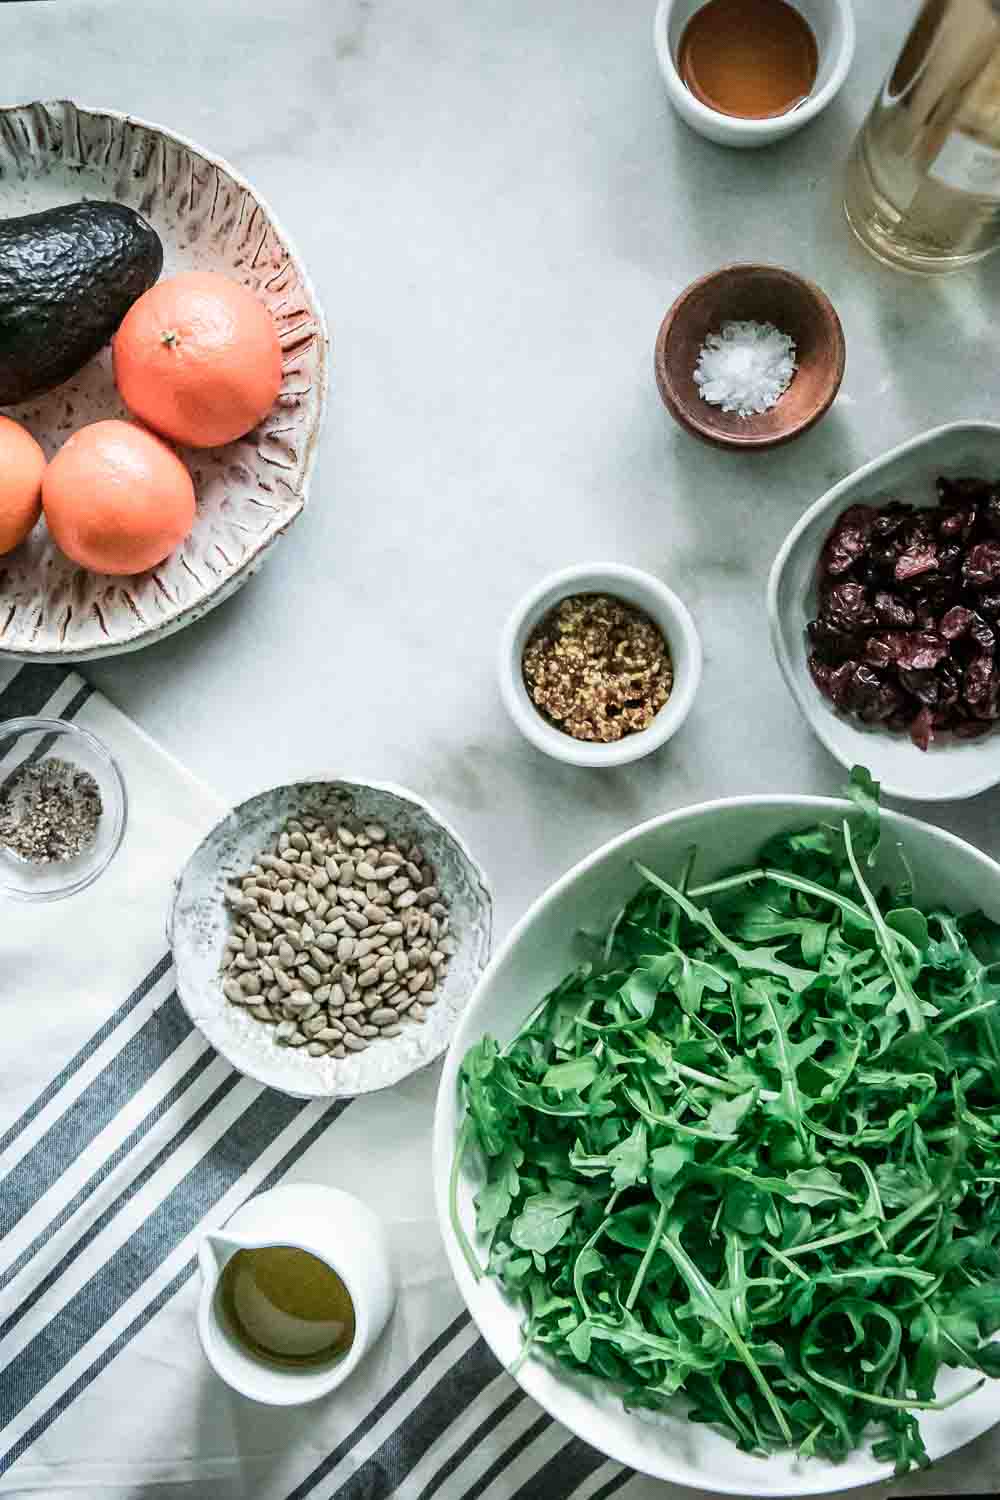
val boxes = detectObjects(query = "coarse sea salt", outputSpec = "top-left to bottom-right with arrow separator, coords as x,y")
693,319 -> 797,418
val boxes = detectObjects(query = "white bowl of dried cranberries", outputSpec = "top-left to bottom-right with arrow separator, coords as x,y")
769,420 -> 1000,802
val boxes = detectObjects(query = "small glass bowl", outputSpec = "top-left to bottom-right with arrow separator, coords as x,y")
0,717 -> 127,901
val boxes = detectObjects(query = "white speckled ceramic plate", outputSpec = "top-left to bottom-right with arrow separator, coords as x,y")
0,99 -> 328,660
168,780 -> 493,1099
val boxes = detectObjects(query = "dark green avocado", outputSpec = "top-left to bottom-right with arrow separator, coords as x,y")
0,200 -> 163,405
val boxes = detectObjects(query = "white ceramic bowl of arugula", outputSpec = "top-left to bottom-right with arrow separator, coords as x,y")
433,795 -> 1000,1495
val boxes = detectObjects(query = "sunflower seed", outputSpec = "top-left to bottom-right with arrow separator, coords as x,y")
285,990 -> 314,1010
224,814 -> 450,1059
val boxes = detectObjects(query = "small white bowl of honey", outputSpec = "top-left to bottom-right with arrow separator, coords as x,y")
197,1182 -> 396,1405
654,0 -> 855,148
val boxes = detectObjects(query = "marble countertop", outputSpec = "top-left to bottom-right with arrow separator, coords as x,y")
4,2 -> 1000,1493
6,0 -> 1000,938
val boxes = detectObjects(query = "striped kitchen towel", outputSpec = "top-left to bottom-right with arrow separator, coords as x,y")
0,661 -> 997,1500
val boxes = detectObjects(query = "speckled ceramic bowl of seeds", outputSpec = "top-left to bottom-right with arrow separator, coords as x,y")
167,779 -> 492,1099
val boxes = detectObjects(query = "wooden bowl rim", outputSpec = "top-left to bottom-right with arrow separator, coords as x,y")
654,263 -> 846,452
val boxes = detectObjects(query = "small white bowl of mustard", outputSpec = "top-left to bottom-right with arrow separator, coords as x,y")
654,0 -> 855,149
498,562 -> 702,768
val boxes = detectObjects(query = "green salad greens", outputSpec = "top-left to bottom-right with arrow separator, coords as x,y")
451,771 -> 1000,1474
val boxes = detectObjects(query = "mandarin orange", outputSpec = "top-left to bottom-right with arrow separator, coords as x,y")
0,416 -> 46,556
112,270 -> 283,448
42,420 -> 196,575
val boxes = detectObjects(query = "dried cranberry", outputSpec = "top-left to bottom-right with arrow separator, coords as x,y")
807,619 -> 859,664
910,706 -> 934,752
827,662 -> 858,709
896,632 -> 949,671
937,543 -> 964,577
964,542 -> 1000,587
969,612 -> 996,654
874,591 -> 916,628
983,493 -> 1000,539
978,593 -> 1000,621
895,544 -> 938,583
939,509 -> 973,540
822,505 -> 876,577
954,719 -> 993,739
808,655 -> 834,699
940,605 -> 973,640
871,506 -> 910,540
820,580 -> 876,633
964,656 -> 994,708
844,665 -> 902,723
865,632 -> 908,669
938,660 -> 962,707
940,476 -> 990,504
899,669 -> 940,706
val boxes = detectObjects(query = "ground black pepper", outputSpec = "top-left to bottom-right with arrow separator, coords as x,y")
0,757 -> 103,863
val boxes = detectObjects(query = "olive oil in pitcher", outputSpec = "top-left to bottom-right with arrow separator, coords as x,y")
218,1245 -> 356,1368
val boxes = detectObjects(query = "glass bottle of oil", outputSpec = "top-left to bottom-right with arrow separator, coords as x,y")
845,0 -> 1000,273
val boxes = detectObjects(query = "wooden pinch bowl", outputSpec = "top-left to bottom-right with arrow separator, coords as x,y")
654,265 -> 845,451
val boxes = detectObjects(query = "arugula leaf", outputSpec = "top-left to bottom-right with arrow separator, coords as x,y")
510,1194 -> 581,1255
542,1055 -> 599,1093
475,1141 -> 524,1236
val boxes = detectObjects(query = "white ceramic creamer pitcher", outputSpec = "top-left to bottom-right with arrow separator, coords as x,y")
197,1182 -> 395,1405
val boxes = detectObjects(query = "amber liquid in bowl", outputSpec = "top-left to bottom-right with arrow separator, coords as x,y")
678,0 -> 819,120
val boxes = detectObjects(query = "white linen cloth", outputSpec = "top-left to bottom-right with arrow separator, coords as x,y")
0,661 -> 996,1500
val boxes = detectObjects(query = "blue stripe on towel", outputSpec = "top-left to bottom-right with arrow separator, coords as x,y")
0,951 -> 175,1160
0,990 -> 192,1239
0,1097 -> 350,1472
